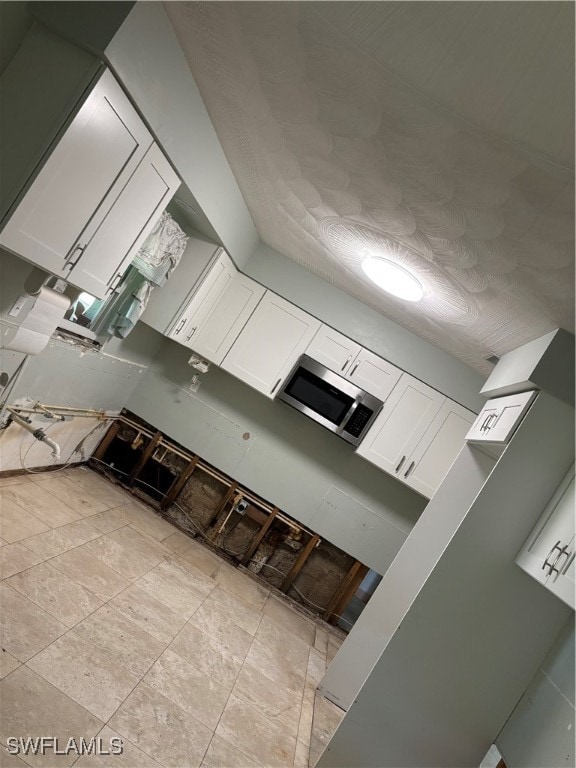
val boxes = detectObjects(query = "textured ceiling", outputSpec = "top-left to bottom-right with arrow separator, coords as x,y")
165,1 -> 575,374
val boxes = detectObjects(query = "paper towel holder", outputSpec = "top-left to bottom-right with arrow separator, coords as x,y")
24,267 -> 67,296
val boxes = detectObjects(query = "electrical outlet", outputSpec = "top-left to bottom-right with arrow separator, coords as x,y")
234,500 -> 249,515
8,295 -> 29,317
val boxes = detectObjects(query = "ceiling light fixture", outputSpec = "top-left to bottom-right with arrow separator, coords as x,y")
361,257 -> 424,301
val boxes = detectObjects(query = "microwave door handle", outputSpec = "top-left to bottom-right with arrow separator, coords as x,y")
336,400 -> 360,436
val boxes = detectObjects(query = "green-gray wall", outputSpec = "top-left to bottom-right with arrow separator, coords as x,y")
497,615 -> 575,767
126,339 -> 426,573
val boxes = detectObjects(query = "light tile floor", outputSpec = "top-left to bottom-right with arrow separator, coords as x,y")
0,467 -> 345,768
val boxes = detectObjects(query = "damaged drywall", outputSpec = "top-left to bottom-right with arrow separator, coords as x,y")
93,412 -> 370,627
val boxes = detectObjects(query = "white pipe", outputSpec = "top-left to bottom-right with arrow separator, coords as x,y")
42,436 -> 61,458
7,410 -> 62,458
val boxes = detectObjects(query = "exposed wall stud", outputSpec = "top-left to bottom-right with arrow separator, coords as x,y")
281,533 -> 321,592
92,420 -> 120,461
128,430 -> 162,486
241,507 -> 279,565
160,455 -> 199,510
323,561 -> 369,624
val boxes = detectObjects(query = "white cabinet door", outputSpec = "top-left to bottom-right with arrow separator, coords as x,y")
69,143 -> 180,298
347,348 -> 403,403
189,274 -> 266,365
168,250 -> 235,346
221,292 -> 321,398
466,390 -> 536,443
402,400 -> 476,499
306,325 -> 361,374
306,325 -> 403,401
516,466 -> 575,609
0,69 -> 153,276
356,373 -> 445,477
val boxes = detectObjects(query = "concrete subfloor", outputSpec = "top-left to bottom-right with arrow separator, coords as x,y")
0,466 -> 345,768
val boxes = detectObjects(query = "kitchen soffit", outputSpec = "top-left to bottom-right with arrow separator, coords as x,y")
165,1 -> 575,374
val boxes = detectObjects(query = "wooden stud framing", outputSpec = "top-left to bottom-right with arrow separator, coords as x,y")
208,481 -> 239,527
323,560 -> 369,624
240,507 -> 279,565
280,533 -> 320,592
128,431 -> 162,486
160,455 -> 199,510
92,420 -> 120,461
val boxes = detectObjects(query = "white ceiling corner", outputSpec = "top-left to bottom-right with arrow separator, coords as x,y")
165,1 -> 575,374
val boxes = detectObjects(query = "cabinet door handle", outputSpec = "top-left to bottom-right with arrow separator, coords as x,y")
65,243 -> 85,270
395,456 -> 406,473
404,461 -> 415,478
350,361 -> 360,377
271,378 -> 282,395
341,355 -> 353,372
486,413 -> 498,431
548,546 -> 569,579
174,319 -> 186,335
107,273 -> 123,294
542,541 -> 562,572
186,326 -> 197,341
561,550 -> 575,575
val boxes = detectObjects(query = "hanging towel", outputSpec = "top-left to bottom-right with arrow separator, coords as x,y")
132,211 -> 189,286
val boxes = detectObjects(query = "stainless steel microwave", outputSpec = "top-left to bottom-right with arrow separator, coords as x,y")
277,355 -> 383,446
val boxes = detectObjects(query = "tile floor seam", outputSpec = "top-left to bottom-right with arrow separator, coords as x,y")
110,678 -> 211,768
6,523 -> 133,582
201,602 -> 269,759
2,484 -> 80,524
0,662 -> 107,735
23,627 -> 147,726
17,522 -> 128,561
168,590 -> 252,692
224,610 -> 302,765
147,558 -> 219,600
5,565 -> 106,630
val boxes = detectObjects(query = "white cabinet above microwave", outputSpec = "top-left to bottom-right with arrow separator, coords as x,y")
221,292 -> 321,398
306,325 -> 402,402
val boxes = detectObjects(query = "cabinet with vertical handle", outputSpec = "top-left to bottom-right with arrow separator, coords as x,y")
356,373 -> 476,499
0,59 -> 180,298
516,464 -> 575,608
306,324 -> 402,402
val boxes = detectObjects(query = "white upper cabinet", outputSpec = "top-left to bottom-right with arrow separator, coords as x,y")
401,400 -> 476,498
221,291 -> 321,398
466,390 -> 537,444
169,249 -> 235,346
306,324 -> 402,401
347,348 -> 403,403
70,143 -> 180,297
307,326 -> 361,374
355,372 -> 475,498
516,465 -> 575,609
356,373 -> 445,480
0,70 -> 154,280
188,273 -> 266,365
